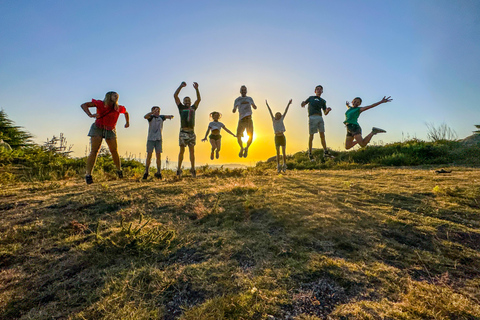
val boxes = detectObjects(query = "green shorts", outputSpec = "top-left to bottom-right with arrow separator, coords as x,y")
275,134 -> 286,147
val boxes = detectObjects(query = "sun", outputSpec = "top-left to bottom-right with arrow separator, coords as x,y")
241,130 -> 256,144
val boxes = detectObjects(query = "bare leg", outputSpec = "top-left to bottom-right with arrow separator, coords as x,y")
188,145 -> 195,170
209,139 -> 216,160
86,136 -> 103,175
282,145 -> 286,166
345,136 -> 358,150
308,134 -> 314,154
155,152 -> 161,172
276,146 -> 280,168
105,138 -> 121,170
319,132 -> 327,151
216,139 -> 221,158
145,152 -> 153,172
355,131 -> 375,148
178,145 -> 185,170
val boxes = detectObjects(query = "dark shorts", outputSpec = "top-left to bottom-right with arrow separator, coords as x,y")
346,123 -> 362,137
209,134 -> 222,140
88,123 -> 116,139
146,140 -> 162,153
275,134 -> 286,147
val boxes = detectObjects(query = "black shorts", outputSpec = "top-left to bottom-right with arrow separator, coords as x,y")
209,134 -> 222,140
346,123 -> 362,137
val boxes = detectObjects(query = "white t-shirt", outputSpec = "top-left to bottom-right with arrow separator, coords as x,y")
234,96 -> 255,119
209,121 -> 225,131
147,115 -> 166,141
272,117 -> 286,134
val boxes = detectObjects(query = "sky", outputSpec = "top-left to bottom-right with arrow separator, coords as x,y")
0,0 -> 479,166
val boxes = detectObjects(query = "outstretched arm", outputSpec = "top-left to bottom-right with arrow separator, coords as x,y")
265,100 -> 274,119
164,115 -> 174,120
174,82 -> 186,105
283,99 -> 292,117
81,102 -> 98,118
124,112 -> 130,128
301,98 -> 308,108
360,96 -> 392,113
223,125 -> 236,137
202,127 -> 211,142
193,82 -> 201,107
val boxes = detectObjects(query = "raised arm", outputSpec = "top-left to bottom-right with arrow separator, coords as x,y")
144,111 -> 154,119
81,102 -> 97,118
124,112 -> 130,128
193,82 -> 201,107
360,96 -> 392,113
174,82 -> 186,105
283,99 -> 292,117
265,99 -> 274,119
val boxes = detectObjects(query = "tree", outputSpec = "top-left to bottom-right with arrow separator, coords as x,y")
0,109 -> 33,148
475,125 -> 480,134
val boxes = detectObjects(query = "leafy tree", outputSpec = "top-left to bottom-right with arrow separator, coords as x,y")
0,109 -> 33,148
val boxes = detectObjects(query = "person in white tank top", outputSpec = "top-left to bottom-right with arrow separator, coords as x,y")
266,99 -> 292,173
201,111 -> 236,160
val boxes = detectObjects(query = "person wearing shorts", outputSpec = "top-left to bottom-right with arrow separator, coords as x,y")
81,91 -> 129,184
344,96 -> 392,149
266,99 -> 292,173
301,85 -> 332,160
174,81 -> 201,178
201,111 -> 236,160
142,106 -> 174,180
233,85 -> 257,158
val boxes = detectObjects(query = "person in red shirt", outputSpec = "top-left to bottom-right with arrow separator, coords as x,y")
81,91 -> 130,184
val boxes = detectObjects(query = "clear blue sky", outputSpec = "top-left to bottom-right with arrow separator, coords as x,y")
1,0 -> 479,164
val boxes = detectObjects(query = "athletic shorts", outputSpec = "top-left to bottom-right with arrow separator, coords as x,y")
275,134 -> 286,147
88,123 -> 116,139
179,130 -> 196,147
308,115 -> 325,134
346,123 -> 362,137
146,140 -> 163,153
209,134 -> 222,140
237,116 -> 254,137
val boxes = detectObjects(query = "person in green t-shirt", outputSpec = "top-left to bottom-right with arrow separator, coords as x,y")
344,96 -> 392,149
174,81 -> 201,178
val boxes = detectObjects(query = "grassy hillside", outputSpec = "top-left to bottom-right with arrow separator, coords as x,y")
1,167 -> 480,319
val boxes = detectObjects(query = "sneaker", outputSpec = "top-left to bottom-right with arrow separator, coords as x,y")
372,127 -> 386,134
116,170 -> 123,179
85,174 -> 93,185
176,169 -> 182,178
190,168 -> 196,178
239,148 -> 244,158
282,164 -> 287,173
243,148 -> 248,158
308,151 -> 314,162
154,172 -> 162,179
277,164 -> 282,173
142,172 -> 149,180
323,150 -> 334,159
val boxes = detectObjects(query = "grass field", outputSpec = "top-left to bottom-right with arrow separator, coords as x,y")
1,167 -> 480,319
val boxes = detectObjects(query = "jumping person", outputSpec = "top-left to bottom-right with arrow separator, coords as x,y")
233,85 -> 257,158
301,85 -> 332,160
201,111 -> 236,160
174,81 -> 201,178
344,96 -> 392,149
266,99 -> 292,173
81,91 -> 129,184
142,106 -> 174,180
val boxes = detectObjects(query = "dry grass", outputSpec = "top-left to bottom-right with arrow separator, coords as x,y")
1,167 -> 479,319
